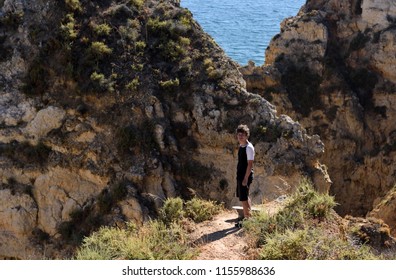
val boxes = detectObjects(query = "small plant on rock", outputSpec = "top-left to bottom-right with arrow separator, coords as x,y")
89,41 -> 112,58
65,0 -> 82,12
159,78 -> 180,91
93,23 -> 112,36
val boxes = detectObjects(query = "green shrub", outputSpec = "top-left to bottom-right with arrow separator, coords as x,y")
243,179 -> 336,246
89,71 -> 116,92
159,197 -> 222,225
147,17 -> 169,35
159,197 -> 184,225
287,179 -> 320,208
203,58 -> 223,80
90,71 -> 115,92
287,179 -> 337,219
90,71 -> 106,85
243,206 -> 305,246
207,67 -> 223,80
93,23 -> 112,36
75,223 -> 154,260
160,40 -> 186,61
203,58 -> 213,68
61,14 -> 78,40
243,179 -> 380,259
159,78 -> 180,90
179,56 -> 193,74
242,210 -> 272,243
75,226 -> 128,260
125,77 -> 140,91
65,0 -> 82,11
184,198 -> 222,223
147,16 -> 189,62
140,220 -> 194,260
259,228 -> 376,260
307,194 -> 337,218
178,13 -> 192,30
119,19 -> 141,42
259,229 -> 312,260
130,0 -> 145,10
131,63 -> 144,72
89,41 -> 112,57
75,221 -> 195,260
135,41 -> 146,53
179,36 -> 190,46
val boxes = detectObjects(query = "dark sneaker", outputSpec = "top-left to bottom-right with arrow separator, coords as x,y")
235,221 -> 242,228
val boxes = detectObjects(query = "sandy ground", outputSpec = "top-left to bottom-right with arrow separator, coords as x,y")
189,210 -> 250,260
189,201 -> 284,260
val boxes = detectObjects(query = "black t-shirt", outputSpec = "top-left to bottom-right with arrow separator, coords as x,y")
237,144 -> 254,181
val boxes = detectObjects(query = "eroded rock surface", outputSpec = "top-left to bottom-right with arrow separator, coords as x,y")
241,0 -> 396,225
0,0 -> 327,258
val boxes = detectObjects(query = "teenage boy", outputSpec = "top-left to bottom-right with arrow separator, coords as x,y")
235,124 -> 254,226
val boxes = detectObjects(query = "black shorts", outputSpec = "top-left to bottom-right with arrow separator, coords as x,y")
236,179 -> 251,201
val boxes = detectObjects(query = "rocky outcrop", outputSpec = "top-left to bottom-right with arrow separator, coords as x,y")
368,187 -> 396,236
345,215 -> 396,251
241,0 -> 396,226
362,0 -> 396,30
265,10 -> 328,74
0,0 -> 328,259
0,189 -> 38,258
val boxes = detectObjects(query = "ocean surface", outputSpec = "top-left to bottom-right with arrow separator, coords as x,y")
181,0 -> 306,65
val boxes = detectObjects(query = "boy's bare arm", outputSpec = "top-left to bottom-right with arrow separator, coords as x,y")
242,160 -> 253,186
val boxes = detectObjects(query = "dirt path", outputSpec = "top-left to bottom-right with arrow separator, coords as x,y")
190,210 -> 250,260
189,201 -> 283,260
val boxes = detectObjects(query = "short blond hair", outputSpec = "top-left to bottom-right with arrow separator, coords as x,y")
236,124 -> 250,137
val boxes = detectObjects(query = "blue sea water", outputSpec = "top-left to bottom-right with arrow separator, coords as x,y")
181,0 -> 306,65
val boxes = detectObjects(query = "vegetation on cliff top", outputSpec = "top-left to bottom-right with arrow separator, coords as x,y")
23,0 -> 228,101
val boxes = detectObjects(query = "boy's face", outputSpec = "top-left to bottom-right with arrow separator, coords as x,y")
237,132 -> 248,144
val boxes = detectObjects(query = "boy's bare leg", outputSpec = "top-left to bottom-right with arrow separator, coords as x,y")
242,199 -> 251,219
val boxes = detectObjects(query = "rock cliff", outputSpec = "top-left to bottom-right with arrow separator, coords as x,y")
241,0 -> 396,233
0,0 -> 328,259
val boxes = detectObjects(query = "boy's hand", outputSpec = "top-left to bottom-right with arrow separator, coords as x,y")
242,178 -> 248,187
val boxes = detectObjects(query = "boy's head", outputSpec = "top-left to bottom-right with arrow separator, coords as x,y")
236,124 -> 250,138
